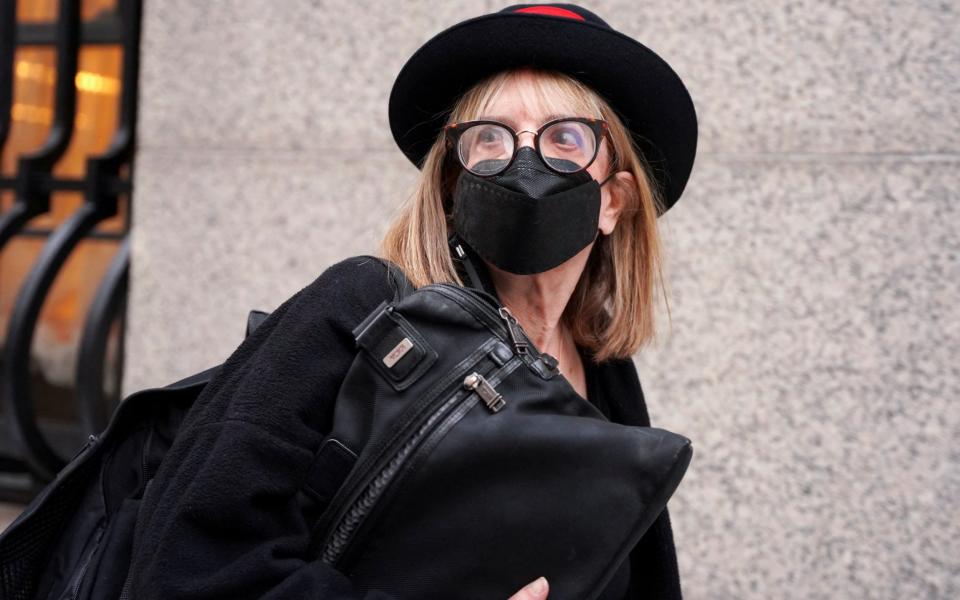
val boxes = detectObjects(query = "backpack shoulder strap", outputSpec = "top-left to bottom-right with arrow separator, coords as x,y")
447,232 -> 487,293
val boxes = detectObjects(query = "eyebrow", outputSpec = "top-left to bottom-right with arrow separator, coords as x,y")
478,113 -> 576,128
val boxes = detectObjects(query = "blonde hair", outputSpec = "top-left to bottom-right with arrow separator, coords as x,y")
379,67 -> 671,363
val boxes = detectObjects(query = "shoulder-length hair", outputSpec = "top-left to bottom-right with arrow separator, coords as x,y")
379,67 -> 671,363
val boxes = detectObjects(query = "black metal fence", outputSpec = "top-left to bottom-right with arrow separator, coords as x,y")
0,0 -> 140,499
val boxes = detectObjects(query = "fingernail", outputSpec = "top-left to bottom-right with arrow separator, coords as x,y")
530,576 -> 547,596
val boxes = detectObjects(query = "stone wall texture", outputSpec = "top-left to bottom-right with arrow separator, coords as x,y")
125,1 -> 959,598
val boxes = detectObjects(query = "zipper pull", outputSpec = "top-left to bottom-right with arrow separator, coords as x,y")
497,306 -> 529,356
463,372 -> 506,413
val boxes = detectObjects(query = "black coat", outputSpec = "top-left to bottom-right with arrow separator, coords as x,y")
127,254 -> 683,599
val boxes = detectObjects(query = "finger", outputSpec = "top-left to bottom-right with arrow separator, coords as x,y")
507,576 -> 549,600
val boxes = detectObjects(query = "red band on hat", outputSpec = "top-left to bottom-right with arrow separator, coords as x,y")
513,6 -> 586,21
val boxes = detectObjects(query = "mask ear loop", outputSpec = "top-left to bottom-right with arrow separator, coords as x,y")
598,170 -> 617,187
597,170 -> 618,237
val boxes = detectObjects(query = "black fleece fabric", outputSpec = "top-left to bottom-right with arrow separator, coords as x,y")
127,254 -> 683,599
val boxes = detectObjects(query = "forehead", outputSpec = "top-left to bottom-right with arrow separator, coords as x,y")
475,70 -> 594,126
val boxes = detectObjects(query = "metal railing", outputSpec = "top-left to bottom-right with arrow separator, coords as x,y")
0,0 -> 140,496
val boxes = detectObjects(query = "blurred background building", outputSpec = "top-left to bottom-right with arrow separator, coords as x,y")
0,1 -> 958,598
0,0 -> 131,493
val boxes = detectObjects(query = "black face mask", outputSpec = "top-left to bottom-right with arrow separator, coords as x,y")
451,146 -> 614,275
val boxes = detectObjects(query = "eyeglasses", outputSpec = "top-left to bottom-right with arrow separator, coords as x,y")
443,117 -> 609,177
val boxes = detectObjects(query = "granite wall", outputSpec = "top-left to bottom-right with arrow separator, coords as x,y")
125,1 -> 959,598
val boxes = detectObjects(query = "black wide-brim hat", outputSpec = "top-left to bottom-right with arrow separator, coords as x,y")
388,3 -> 698,214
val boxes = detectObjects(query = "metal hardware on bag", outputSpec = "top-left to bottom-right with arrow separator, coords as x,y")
463,372 -> 506,412
497,306 -> 529,356
382,337 -> 413,368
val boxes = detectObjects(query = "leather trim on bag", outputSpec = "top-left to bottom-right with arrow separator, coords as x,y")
352,302 -> 438,391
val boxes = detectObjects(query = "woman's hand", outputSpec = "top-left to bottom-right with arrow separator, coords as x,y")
507,576 -> 549,599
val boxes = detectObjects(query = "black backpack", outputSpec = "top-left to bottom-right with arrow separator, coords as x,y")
301,262 -> 691,599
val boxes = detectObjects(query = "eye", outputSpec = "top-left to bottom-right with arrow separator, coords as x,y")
478,129 -> 502,144
548,126 -> 583,149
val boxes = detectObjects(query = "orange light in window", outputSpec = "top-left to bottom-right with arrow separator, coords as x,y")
75,70 -> 120,95
11,101 -> 53,125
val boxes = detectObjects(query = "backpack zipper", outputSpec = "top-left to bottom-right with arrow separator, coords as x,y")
67,519 -> 106,599
320,355 -> 519,566
463,371 -> 506,412
427,283 -> 539,361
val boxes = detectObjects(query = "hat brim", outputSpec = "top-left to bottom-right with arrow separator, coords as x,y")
388,12 -> 698,213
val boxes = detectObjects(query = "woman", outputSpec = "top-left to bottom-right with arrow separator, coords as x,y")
129,4 -> 697,599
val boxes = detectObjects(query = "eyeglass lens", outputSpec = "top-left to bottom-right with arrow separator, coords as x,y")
458,120 -> 599,176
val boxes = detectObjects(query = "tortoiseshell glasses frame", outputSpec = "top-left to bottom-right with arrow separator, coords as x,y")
443,117 -> 610,177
